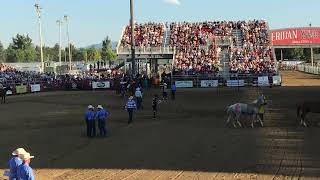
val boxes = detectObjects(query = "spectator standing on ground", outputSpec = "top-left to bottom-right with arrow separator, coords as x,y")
152,94 -> 162,119
17,152 -> 35,180
162,83 -> 168,100
125,96 -> 137,124
135,87 -> 143,110
96,105 -> 109,137
171,83 -> 176,100
8,148 -> 27,180
85,105 -> 96,137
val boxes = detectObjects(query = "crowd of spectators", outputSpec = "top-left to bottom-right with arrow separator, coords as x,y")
229,20 -> 275,74
121,23 -> 165,48
119,20 -> 275,75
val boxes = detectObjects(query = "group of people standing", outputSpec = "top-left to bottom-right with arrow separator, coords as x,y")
7,148 -> 35,180
85,105 -> 110,137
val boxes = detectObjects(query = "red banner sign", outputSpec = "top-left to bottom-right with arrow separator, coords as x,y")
272,28 -> 320,45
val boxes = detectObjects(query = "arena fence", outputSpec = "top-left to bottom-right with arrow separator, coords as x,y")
171,74 -> 282,88
297,64 -> 320,75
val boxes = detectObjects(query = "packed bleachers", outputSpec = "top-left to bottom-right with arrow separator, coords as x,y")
121,23 -> 165,48
118,20 -> 275,75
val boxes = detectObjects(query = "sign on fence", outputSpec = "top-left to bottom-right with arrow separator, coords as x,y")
16,85 -> 27,94
258,76 -> 269,86
30,84 -> 41,92
272,75 -> 282,86
6,90 -> 13,95
175,81 -> 193,88
201,80 -> 218,87
227,80 -> 245,87
92,81 -> 110,89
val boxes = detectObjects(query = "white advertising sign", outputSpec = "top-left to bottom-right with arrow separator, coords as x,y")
272,75 -> 282,86
227,80 -> 245,87
175,81 -> 193,88
201,80 -> 219,87
30,84 -> 41,92
258,76 -> 269,86
92,81 -> 110,89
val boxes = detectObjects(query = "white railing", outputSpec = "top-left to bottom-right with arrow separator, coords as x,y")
117,26 -> 127,54
118,46 -> 175,54
297,64 -> 320,75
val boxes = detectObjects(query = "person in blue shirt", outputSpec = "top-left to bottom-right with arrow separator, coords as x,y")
171,83 -> 177,100
135,88 -> 143,110
125,96 -> 137,124
85,105 -> 96,137
96,105 -> 109,137
8,148 -> 27,180
17,152 -> 35,180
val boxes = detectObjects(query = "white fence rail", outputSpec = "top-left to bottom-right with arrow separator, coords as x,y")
297,64 -> 320,75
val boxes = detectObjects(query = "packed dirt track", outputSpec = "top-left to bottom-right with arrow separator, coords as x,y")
1,71 -> 320,180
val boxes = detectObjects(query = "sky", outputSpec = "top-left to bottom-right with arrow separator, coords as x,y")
0,0 -> 320,48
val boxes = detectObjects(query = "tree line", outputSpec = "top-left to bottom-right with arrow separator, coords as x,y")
0,34 -> 117,63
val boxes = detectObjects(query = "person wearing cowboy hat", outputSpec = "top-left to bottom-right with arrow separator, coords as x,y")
95,105 -> 109,137
125,96 -> 137,124
85,105 -> 96,137
135,87 -> 143,110
8,148 -> 27,180
17,152 -> 35,180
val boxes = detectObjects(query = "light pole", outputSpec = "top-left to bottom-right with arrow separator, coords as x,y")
35,3 -> 44,73
309,23 -> 314,67
130,0 -> 136,76
56,20 -> 63,66
64,15 -> 72,71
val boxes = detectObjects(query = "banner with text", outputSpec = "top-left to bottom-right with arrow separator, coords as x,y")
272,28 -> 320,45
201,80 -> 219,88
30,84 -> 41,92
272,75 -> 282,86
258,76 -> 270,86
16,85 -> 27,94
92,81 -> 110,89
175,81 -> 193,88
227,80 -> 245,87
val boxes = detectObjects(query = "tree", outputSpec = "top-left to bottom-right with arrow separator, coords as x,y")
0,41 -> 5,62
101,36 -> 116,61
11,34 -> 33,50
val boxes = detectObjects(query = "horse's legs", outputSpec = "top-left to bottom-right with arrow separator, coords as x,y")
258,115 -> 264,127
251,115 -> 255,128
301,113 -> 308,127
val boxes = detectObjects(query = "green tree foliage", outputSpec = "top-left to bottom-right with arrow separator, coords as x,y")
101,36 -> 117,61
6,34 -> 37,62
0,41 -> 5,62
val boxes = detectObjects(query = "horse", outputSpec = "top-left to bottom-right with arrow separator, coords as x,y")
297,102 -> 320,127
226,95 -> 267,128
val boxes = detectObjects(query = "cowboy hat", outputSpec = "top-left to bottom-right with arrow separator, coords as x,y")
20,152 -> 35,161
12,148 -> 27,156
97,105 -> 103,109
88,105 -> 94,109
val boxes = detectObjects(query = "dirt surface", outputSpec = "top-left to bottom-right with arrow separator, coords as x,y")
1,71 -> 320,180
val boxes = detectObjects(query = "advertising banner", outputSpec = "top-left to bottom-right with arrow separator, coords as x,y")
227,80 -> 245,87
258,76 -> 270,86
16,85 -> 27,94
30,84 -> 41,92
201,80 -> 219,87
175,81 -> 193,88
92,81 -> 110,89
272,28 -> 320,45
272,75 -> 282,86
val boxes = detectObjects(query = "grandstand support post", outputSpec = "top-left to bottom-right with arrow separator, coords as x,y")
35,3 -> 44,73
130,0 -> 136,76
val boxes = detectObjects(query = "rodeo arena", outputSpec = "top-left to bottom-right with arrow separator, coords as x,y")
3,9 -> 320,180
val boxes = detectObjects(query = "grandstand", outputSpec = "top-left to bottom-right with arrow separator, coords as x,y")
117,20 -> 277,82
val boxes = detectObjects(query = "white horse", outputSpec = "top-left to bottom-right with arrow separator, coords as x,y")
226,95 -> 266,128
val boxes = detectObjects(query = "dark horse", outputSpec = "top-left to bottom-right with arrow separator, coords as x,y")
0,87 -> 10,104
297,102 -> 320,127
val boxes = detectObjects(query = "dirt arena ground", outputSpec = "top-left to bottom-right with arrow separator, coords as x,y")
1,71 -> 320,180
